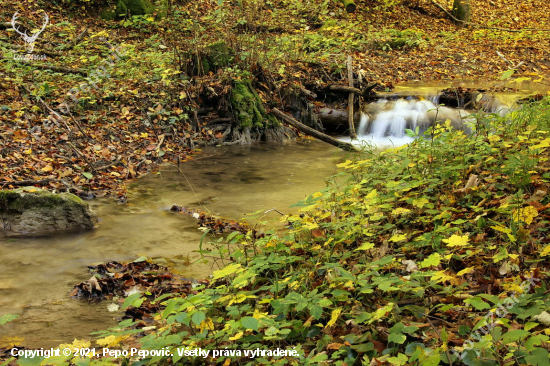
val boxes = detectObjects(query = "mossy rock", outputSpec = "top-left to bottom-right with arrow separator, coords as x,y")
230,81 -> 279,129
101,0 -> 157,20
0,187 -> 98,236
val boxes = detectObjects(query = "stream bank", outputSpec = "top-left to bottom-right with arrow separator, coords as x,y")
0,139 -> 342,349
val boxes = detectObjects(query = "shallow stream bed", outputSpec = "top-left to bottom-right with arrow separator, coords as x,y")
0,140 -> 342,349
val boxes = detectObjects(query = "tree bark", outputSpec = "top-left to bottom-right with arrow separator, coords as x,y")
271,108 -> 358,152
452,0 -> 471,26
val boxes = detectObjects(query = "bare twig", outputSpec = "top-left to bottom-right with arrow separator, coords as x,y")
62,27 -> 88,50
347,55 -> 357,139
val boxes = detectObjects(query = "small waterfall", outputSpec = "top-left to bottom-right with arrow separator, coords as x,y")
342,98 -> 472,147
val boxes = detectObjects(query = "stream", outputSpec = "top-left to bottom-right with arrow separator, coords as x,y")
0,140 -> 342,349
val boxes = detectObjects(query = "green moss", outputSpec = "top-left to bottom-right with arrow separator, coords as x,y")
123,0 -> 154,15
231,81 -> 279,129
0,188 -> 84,212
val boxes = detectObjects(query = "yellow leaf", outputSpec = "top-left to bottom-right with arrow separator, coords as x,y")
96,335 -> 127,348
59,339 -> 92,350
530,138 -> 550,150
512,206 -> 538,225
390,234 -> 407,242
212,263 -> 242,280
200,318 -> 214,332
541,245 -> 550,257
337,160 -> 353,168
23,148 -> 32,155
366,189 -> 378,200
0,336 -> 25,348
412,198 -> 429,208
229,331 -> 244,341
431,270 -> 455,283
326,308 -> 342,328
488,135 -> 501,142
457,267 -> 475,276
392,207 -> 411,215
443,234 -> 469,247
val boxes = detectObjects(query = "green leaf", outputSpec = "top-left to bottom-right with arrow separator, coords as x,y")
388,333 -> 406,344
310,305 -> 323,320
441,327 -> 448,343
524,322 -> 539,331
319,299 -> 332,307
241,316 -> 259,331
82,172 -> 93,179
0,314 -> 18,325
524,348 -> 549,366
122,293 -> 142,309
387,353 -> 408,365
500,69 -> 515,80
134,256 -> 148,262
501,329 -> 530,345
465,297 -> 490,311
191,311 -> 206,325
459,325 -> 471,336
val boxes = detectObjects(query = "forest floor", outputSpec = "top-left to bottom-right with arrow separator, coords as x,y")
0,0 -> 549,199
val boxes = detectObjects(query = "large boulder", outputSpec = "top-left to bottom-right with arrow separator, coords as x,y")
0,187 -> 98,236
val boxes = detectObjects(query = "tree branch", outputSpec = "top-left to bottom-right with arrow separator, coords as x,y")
271,108 -> 358,152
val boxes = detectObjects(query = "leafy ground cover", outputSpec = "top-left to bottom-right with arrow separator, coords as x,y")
1,0 -> 549,199
4,97 -> 549,365
113,98 -> 550,366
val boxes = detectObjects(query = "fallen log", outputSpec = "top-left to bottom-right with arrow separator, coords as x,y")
0,41 -> 62,57
271,108 -> 358,152
318,108 -> 360,132
329,84 -> 363,95
30,64 -> 87,76
328,82 -> 379,98
341,0 -> 356,13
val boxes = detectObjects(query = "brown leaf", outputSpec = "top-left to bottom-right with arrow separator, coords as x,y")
327,343 -> 344,350
372,340 -> 386,354
312,229 -> 324,238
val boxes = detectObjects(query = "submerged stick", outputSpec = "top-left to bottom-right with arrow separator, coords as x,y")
271,108 -> 358,152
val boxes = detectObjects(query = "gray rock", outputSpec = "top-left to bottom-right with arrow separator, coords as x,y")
0,187 -> 98,236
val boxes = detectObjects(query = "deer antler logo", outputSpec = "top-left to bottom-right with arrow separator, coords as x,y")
11,11 -> 49,54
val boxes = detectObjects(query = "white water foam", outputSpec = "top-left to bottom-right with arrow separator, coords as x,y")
341,98 -> 474,147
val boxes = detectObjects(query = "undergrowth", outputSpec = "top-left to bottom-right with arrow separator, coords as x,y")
5,99 -> 550,365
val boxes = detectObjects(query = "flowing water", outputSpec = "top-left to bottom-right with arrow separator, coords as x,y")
339,80 -> 546,147
0,140 -> 342,349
